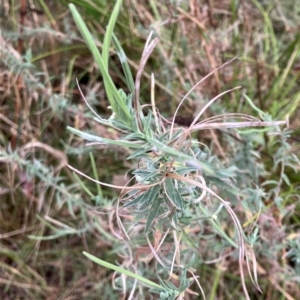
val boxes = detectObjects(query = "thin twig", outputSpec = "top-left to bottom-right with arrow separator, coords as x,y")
169,56 -> 239,140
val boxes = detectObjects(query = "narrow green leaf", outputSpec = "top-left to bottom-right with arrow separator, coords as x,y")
164,178 -> 184,211
282,173 -> 291,186
102,0 -> 122,68
123,191 -> 148,208
142,170 -> 161,183
127,147 -> 153,160
83,251 -> 162,289
122,132 -> 145,141
89,152 -> 103,198
163,280 -> 177,290
175,166 -> 198,175
124,184 -> 160,208
142,114 -> 153,137
93,117 -> 125,129
243,93 -> 266,118
72,172 -> 94,198
168,128 -> 184,143
145,196 -> 161,232
181,229 -> 198,249
101,0 -> 133,126
67,126 -> 142,148
156,128 -> 182,145
112,33 -> 135,93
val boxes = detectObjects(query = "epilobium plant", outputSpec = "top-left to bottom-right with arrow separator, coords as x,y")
68,1 -> 286,299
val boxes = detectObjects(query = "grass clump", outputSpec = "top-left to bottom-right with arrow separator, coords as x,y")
66,1 -> 291,299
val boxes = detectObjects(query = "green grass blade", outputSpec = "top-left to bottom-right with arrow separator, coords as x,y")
89,152 -> 103,198
102,0 -> 122,68
68,4 -> 131,124
82,251 -> 162,290
100,0 -> 131,126
145,196 -> 161,232
112,33 -> 135,93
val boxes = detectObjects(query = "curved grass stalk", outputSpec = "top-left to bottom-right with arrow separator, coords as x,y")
188,86 -> 242,129
165,172 -> 256,300
197,113 -> 260,125
169,57 -> 239,140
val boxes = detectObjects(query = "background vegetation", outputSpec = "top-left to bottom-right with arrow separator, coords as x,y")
1,0 -> 300,299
